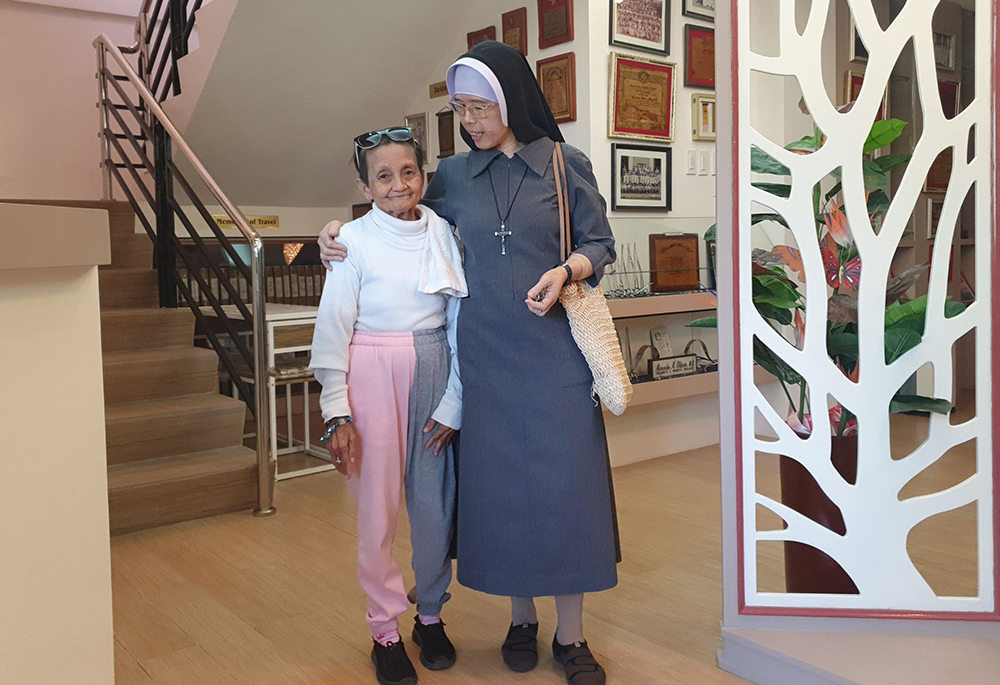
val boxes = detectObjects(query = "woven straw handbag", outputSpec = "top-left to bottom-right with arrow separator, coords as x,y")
552,142 -> 632,416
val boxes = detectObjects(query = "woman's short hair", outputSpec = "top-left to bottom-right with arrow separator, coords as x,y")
353,138 -> 425,185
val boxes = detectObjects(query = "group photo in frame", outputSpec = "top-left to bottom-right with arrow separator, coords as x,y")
692,93 -> 716,141
684,24 -> 715,89
933,31 -> 956,70
608,52 -> 677,142
609,0 -> 670,56
681,0 -> 714,22
611,142 -> 672,211
537,0 -> 574,49
536,52 -> 577,123
502,7 -> 528,55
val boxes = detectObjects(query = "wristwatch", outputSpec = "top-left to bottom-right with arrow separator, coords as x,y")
560,262 -> 573,283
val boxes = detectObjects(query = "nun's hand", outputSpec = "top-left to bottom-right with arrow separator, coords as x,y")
525,267 -> 569,317
319,220 -> 348,269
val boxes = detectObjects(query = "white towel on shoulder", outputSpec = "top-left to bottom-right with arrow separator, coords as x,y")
418,206 -> 468,298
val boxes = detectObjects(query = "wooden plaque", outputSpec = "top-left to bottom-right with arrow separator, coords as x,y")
436,109 -> 455,159
537,0 -> 574,49
536,52 -> 576,123
502,7 -> 529,54
649,233 -> 700,292
467,26 -> 496,49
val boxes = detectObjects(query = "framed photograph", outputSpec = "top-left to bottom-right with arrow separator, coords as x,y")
924,81 -> 961,192
649,354 -> 698,380
692,93 -> 716,141
845,71 -> 889,121
610,0 -> 669,56
933,32 -> 956,71
502,7 -> 529,54
649,233 -> 700,292
467,26 -> 496,49
436,109 -> 455,159
649,326 -> 674,358
537,0 -> 574,49
926,197 -> 944,240
684,25 -> 715,89
849,17 -> 868,63
611,143 -> 672,211
537,52 -> 577,123
608,52 -> 677,142
682,0 -> 715,22
351,203 -> 370,220
404,113 -> 428,158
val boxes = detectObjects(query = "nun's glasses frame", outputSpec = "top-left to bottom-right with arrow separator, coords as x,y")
353,126 -> 413,167
448,100 -> 497,119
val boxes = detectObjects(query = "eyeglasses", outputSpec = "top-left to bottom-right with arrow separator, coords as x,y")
353,126 -> 413,166
448,100 -> 497,120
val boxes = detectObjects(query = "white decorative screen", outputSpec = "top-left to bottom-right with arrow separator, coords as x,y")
736,0 -> 995,613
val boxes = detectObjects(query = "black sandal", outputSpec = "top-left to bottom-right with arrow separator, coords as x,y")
552,637 -> 606,685
501,622 -> 539,672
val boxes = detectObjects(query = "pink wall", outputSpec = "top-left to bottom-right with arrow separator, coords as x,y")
0,2 -> 133,200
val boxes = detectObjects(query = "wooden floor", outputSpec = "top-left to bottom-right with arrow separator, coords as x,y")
111,409 -> 980,685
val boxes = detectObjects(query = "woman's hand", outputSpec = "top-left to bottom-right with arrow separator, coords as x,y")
525,267 -> 569,317
423,419 -> 456,456
319,221 -> 348,269
325,423 -> 363,478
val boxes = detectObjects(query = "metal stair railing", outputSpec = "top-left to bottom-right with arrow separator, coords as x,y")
94,33 -> 276,517
120,0 -> 205,103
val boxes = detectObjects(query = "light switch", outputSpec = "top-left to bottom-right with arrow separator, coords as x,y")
697,150 -> 710,176
710,152 -> 717,176
685,149 -> 697,175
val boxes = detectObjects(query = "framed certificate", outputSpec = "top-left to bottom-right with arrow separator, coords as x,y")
403,113 -> 428,157
845,71 -> 889,121
467,26 -> 496,49
684,24 -> 715,89
608,52 -> 677,142
692,93 -> 716,141
610,0 -> 669,56
537,52 -> 577,123
537,0 -> 574,49
502,7 -> 528,55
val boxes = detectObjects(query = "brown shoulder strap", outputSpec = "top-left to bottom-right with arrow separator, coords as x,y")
553,142 -> 571,262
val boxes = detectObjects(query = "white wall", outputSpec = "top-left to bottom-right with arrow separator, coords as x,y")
0,1 -> 134,200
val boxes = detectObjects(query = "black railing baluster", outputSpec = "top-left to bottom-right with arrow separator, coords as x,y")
153,122 -> 178,308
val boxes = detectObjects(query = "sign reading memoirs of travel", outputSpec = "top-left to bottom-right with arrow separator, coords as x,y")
213,215 -> 279,229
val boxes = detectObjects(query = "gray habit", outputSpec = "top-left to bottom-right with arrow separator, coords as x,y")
423,137 -> 620,597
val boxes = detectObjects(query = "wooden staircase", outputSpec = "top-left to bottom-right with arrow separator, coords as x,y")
97,202 -> 258,535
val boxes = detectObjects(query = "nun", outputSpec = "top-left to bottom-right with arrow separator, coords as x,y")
320,41 -> 619,685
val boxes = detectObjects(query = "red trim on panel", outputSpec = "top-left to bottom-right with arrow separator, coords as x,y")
733,0 -> 1000,620
729,0 -> 746,615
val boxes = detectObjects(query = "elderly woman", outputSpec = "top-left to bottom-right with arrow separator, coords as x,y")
310,127 -> 466,685
321,42 -> 619,685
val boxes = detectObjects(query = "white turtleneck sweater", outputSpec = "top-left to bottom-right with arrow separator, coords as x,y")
310,204 -> 463,429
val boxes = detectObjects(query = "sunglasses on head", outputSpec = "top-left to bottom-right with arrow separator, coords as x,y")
353,126 -> 414,167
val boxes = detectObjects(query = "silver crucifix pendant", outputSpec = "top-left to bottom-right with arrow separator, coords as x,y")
495,223 -> 512,256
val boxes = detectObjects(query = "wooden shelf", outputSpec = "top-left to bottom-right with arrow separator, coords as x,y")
607,365 -> 774,410
607,291 -> 717,319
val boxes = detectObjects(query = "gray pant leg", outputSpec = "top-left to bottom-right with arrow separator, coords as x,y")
405,332 -> 456,617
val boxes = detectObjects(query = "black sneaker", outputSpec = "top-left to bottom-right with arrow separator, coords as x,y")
411,616 -> 457,670
552,636 -> 606,685
501,622 -> 539,673
370,639 -> 417,685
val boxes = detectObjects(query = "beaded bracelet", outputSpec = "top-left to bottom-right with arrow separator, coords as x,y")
319,415 -> 353,443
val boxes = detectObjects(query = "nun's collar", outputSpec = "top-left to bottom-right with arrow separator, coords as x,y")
467,136 -> 555,178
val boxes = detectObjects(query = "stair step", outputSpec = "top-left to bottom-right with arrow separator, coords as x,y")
101,307 -> 194,353
108,445 -> 257,535
105,393 -> 247,464
106,233 -> 153,269
104,347 -> 220,404
99,268 -> 159,310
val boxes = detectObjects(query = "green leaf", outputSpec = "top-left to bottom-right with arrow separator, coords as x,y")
863,159 -> 889,192
751,147 -> 790,175
751,212 -> 790,228
704,224 -> 716,242
753,338 -> 803,386
825,181 -> 843,203
867,189 -> 891,218
827,331 -> 859,358
945,300 -> 967,319
785,135 -> 821,153
885,295 -> 928,332
752,182 -> 792,198
686,316 -> 718,328
754,301 -> 793,326
755,294 -> 801,310
884,327 -> 922,364
873,153 -> 911,174
864,119 -> 908,153
889,394 -> 953,415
